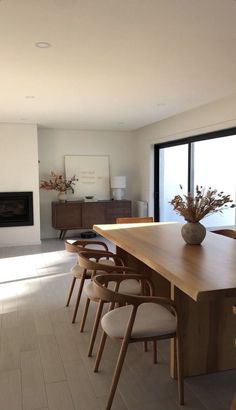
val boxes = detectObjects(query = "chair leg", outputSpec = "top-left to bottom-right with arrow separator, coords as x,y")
94,330 -> 108,372
88,300 -> 104,357
144,341 -> 148,352
72,276 -> 86,323
80,297 -> 90,332
65,277 -> 76,307
105,306 -> 137,410
106,336 -> 130,410
153,340 -> 157,364
176,335 -> 184,405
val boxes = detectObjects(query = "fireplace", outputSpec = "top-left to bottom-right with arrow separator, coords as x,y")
0,192 -> 33,227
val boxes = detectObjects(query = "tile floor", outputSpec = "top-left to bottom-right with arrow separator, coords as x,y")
0,238 -> 235,410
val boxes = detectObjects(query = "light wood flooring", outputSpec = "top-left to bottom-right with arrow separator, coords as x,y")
0,238 -> 235,410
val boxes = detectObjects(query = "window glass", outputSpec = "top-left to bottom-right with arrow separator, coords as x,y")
159,144 -> 188,222
193,135 -> 236,227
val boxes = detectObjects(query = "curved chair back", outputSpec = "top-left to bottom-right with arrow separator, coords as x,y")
93,273 -> 167,308
77,251 -> 138,277
116,216 -> 154,224
65,239 -> 109,253
77,250 -> 124,272
212,229 -> 236,239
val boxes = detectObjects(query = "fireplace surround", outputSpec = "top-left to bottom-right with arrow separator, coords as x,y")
0,192 -> 33,227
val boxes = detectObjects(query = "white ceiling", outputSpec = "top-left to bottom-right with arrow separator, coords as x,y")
1,0 -> 236,131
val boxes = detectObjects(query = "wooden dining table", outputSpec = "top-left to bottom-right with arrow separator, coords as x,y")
93,222 -> 236,378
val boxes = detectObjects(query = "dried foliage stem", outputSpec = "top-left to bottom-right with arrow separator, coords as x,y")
40,171 -> 78,193
170,185 -> 235,223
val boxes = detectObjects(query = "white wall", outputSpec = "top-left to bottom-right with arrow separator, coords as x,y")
135,93 -> 236,216
0,123 -> 41,246
3,93 -> 235,244
38,128 -> 138,238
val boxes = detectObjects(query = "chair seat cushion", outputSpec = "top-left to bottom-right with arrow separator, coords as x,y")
71,264 -> 92,278
101,303 -> 177,339
84,279 -> 141,300
71,258 -> 115,278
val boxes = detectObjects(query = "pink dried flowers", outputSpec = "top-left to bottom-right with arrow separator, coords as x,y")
40,172 -> 78,193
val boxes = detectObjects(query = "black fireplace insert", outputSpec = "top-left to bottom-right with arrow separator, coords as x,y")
0,192 -> 33,227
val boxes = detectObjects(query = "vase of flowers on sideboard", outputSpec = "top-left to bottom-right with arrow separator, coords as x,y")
40,171 -> 78,202
57,191 -> 67,203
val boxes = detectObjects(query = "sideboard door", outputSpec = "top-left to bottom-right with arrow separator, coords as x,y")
51,200 -> 132,236
52,202 -> 82,229
81,202 -> 106,228
104,200 -> 132,223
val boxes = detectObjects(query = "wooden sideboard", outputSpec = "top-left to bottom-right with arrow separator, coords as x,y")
52,200 -> 131,239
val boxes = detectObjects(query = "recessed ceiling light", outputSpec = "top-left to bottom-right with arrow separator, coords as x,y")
156,103 -> 166,107
25,95 -> 35,99
35,41 -> 51,48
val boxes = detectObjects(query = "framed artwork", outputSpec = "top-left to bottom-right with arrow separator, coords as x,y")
65,155 -> 110,200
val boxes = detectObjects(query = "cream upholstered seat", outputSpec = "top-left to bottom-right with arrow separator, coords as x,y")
93,273 -> 184,410
77,251 -> 142,357
101,302 -> 177,339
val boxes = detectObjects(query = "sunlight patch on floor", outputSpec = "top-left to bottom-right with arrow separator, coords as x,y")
0,250 -> 75,283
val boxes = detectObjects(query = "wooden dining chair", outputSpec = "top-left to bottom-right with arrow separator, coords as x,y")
212,229 -> 236,239
116,216 -> 154,224
230,305 -> 236,410
65,239 -> 111,323
77,250 -> 143,357
93,273 -> 184,410
116,215 -> 158,356
116,215 -> 159,355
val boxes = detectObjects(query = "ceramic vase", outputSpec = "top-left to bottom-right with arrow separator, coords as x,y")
181,222 -> 206,245
57,191 -> 67,202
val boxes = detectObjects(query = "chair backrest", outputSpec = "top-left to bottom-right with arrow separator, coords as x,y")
64,239 -> 109,253
116,216 -> 154,224
212,229 -> 236,239
93,273 -> 174,311
64,240 -> 84,253
77,250 -> 124,272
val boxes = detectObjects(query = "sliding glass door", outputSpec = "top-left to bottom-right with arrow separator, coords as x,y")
154,130 -> 236,227
159,144 -> 188,222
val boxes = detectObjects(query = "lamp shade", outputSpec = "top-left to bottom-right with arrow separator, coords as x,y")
110,176 -> 126,189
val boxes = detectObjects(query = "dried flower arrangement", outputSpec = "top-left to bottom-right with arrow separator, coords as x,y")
169,185 -> 235,223
40,172 -> 78,193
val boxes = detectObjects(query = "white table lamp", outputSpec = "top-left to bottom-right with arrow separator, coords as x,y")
111,176 -> 126,200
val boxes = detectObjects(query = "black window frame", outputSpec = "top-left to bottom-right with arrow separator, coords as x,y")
154,126 -> 236,221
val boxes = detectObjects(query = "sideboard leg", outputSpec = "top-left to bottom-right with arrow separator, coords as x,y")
59,230 -> 66,239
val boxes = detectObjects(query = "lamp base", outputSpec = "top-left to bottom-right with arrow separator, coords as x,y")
112,188 -> 124,200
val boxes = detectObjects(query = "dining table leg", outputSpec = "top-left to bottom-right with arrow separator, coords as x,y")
171,285 -> 236,377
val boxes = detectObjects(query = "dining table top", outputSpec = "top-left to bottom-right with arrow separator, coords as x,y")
93,222 -> 236,301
